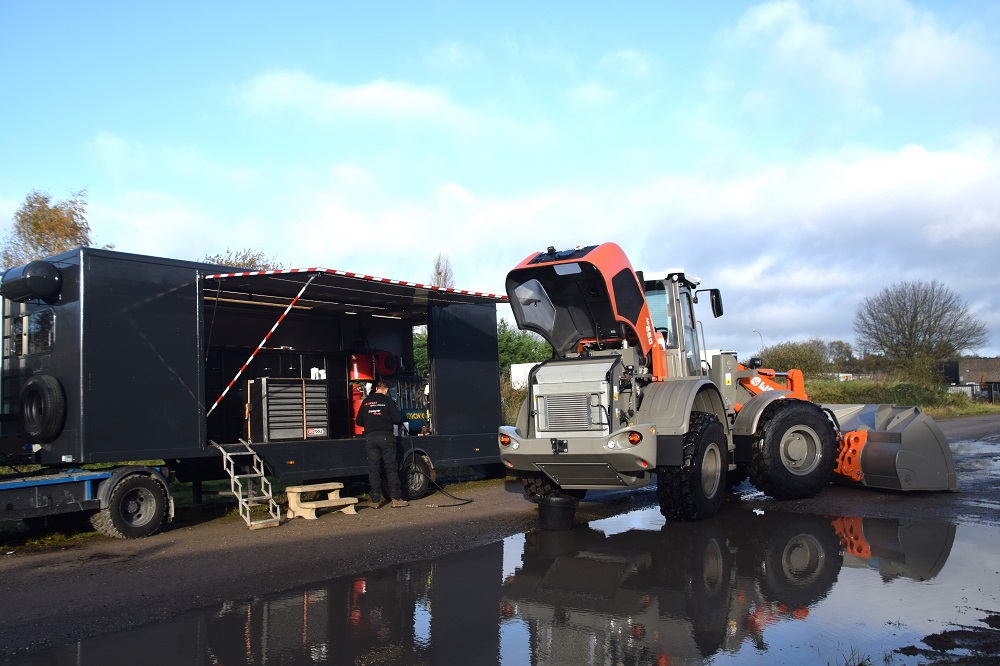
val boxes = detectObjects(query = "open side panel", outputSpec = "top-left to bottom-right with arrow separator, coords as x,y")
505,243 -> 653,359
429,303 -> 501,436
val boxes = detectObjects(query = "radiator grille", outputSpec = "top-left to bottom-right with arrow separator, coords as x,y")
542,393 -> 592,431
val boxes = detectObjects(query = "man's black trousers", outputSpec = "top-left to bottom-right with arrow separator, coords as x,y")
365,432 -> 402,502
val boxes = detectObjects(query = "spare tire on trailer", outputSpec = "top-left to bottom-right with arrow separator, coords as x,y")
20,374 -> 67,442
90,474 -> 169,539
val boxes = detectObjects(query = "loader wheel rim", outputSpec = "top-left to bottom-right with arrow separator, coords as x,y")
779,534 -> 826,587
701,442 -> 722,497
779,425 -> 822,476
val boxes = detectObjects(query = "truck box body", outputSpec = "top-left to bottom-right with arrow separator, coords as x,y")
2,247 -> 503,482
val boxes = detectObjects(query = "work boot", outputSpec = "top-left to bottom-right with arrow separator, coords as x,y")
369,498 -> 387,509
391,498 -> 409,508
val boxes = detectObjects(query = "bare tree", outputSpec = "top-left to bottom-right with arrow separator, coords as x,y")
853,280 -> 988,367
1,189 -> 113,269
203,247 -> 285,271
430,252 -> 455,288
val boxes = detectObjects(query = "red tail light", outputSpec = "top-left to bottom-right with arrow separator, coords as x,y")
499,433 -> 511,446
627,431 -> 642,445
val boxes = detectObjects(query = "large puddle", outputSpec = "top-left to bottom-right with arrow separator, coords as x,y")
5,503 -> 999,665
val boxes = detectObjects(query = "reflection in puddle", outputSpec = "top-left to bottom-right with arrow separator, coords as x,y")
5,507 -> 999,665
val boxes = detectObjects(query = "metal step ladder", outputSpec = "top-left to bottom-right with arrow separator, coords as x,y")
212,440 -> 281,530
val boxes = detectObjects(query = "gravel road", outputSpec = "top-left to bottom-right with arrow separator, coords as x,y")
1,414 -> 997,659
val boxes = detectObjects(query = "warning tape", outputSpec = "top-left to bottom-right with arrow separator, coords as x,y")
206,274 -> 317,416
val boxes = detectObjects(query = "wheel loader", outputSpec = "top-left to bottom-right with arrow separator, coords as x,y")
497,243 -> 957,521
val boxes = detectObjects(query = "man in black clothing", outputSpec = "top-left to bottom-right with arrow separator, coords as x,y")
355,380 -> 409,508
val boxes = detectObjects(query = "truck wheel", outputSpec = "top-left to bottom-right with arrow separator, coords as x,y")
20,374 -> 66,442
402,454 -> 432,499
657,412 -> 727,521
90,475 -> 168,539
522,472 -> 587,502
749,402 -> 837,500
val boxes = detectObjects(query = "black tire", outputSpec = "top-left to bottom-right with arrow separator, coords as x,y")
20,374 -> 66,442
687,522 -> 732,656
90,475 -> 168,539
522,472 -> 587,502
657,412 -> 727,521
758,515 -> 843,607
749,402 -> 837,500
402,454 -> 431,500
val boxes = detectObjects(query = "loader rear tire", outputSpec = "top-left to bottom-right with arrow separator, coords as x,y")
657,412 -> 727,521
522,473 -> 587,502
749,402 -> 837,500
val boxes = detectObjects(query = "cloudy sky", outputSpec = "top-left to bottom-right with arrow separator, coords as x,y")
2,1 -> 998,358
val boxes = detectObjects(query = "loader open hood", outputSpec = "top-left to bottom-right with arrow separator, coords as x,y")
505,243 -> 655,358
202,267 -> 505,324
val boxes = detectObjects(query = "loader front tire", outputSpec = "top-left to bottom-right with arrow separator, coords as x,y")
657,412 -> 727,521
749,402 -> 837,500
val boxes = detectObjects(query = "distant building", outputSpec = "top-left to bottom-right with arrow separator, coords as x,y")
956,357 -> 1000,384
946,357 -> 1000,403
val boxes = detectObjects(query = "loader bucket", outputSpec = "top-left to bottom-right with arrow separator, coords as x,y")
823,404 -> 957,492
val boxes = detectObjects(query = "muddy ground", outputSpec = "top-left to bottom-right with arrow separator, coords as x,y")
1,414 -> 997,659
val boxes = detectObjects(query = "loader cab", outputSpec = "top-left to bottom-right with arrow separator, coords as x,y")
642,272 -> 704,379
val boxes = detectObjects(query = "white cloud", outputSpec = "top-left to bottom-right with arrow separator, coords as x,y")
92,132 -> 144,182
89,192 -> 229,261
91,132 -> 261,189
887,15 -> 993,88
238,71 -> 484,132
425,41 -> 484,71
570,82 -> 616,107
730,0 -> 869,100
78,135 -> 1000,356
597,49 -> 655,81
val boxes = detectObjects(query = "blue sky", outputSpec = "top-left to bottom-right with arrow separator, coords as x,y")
2,1 -> 999,358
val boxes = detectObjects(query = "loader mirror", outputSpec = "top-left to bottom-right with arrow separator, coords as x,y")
710,289 -> 723,317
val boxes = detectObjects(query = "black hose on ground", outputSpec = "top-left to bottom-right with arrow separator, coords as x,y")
403,431 -> 474,507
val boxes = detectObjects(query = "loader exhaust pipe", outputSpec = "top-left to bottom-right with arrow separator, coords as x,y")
824,404 -> 957,492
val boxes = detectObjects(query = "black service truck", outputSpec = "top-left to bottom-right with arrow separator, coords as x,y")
0,247 -> 503,537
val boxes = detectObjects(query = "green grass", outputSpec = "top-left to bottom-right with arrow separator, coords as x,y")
806,379 -> 1000,419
